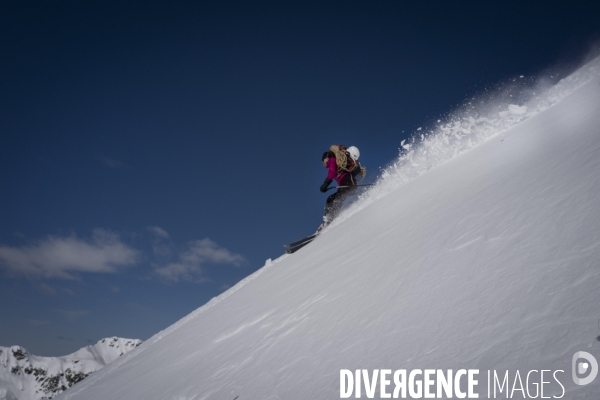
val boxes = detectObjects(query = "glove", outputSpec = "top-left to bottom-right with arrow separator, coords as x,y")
360,166 -> 367,178
320,178 -> 332,192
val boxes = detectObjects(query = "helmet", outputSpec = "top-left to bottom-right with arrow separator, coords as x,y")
347,146 -> 360,160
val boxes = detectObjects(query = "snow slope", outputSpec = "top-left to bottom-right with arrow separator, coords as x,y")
59,57 -> 600,400
0,338 -> 141,400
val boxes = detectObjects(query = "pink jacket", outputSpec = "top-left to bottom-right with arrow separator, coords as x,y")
326,157 -> 348,184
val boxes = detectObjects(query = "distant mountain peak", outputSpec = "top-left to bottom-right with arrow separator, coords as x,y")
0,337 -> 142,400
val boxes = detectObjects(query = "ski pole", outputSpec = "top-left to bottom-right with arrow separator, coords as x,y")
325,184 -> 375,191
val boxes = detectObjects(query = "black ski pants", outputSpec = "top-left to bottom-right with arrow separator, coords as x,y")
323,174 -> 357,224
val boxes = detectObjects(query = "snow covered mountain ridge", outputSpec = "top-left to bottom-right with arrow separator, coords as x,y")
0,337 -> 141,400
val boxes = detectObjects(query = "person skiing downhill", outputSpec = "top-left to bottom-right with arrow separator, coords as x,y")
318,145 -> 366,231
282,146 -> 367,253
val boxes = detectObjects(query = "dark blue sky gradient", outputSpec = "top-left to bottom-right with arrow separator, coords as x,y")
1,1 -> 599,355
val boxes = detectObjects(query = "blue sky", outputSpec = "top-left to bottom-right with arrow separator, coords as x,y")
1,0 -> 599,356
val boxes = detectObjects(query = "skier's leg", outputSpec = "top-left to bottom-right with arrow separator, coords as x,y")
323,188 -> 351,224
320,175 -> 358,229
323,191 -> 341,225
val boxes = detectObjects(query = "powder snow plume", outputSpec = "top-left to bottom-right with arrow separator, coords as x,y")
334,55 -> 600,226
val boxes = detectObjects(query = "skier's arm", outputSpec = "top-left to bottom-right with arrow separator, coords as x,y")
320,178 -> 332,192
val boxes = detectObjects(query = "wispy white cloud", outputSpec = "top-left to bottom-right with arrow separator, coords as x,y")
0,229 -> 140,279
155,238 -> 245,283
147,226 -> 173,257
56,309 -> 89,322
147,226 -> 170,239
38,282 -> 57,295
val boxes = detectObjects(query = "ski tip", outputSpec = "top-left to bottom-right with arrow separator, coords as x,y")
284,238 -> 315,254
283,233 -> 318,248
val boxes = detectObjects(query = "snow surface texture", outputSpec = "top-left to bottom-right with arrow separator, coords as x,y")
59,57 -> 600,400
0,338 -> 141,400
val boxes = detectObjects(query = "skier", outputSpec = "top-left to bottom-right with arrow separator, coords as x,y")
318,145 -> 366,231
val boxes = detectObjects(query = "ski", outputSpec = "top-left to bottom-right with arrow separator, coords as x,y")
284,233 -> 318,248
284,238 -> 315,254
